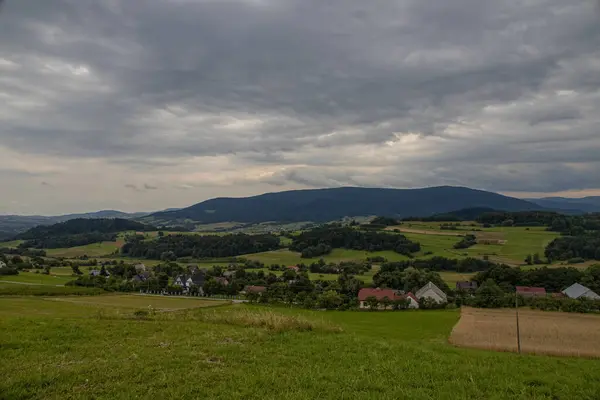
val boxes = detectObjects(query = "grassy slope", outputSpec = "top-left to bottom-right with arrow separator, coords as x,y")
46,241 -> 122,258
1,299 -> 599,399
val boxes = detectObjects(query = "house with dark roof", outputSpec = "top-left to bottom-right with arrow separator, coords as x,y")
456,281 -> 478,291
357,288 -> 419,310
562,283 -> 600,300
132,272 -> 151,283
516,286 -> 546,297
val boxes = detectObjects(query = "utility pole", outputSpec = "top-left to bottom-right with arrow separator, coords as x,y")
515,292 -> 521,354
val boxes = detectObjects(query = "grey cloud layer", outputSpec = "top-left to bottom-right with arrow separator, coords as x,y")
1,0 -> 600,203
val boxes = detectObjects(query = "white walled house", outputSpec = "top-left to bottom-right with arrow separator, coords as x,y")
415,282 -> 448,304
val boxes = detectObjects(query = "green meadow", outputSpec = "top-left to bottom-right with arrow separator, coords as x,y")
1,296 -> 600,399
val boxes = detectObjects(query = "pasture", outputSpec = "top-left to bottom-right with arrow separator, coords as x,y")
450,307 -> 600,358
1,299 -> 600,399
0,271 -> 73,286
46,241 -> 123,258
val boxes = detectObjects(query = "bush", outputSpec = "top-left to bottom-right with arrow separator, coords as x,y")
0,267 -> 19,276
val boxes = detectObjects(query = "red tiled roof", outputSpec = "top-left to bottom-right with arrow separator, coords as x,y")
405,292 -> 419,303
287,265 -> 299,270
246,285 -> 266,293
516,286 -> 546,294
358,288 -> 403,301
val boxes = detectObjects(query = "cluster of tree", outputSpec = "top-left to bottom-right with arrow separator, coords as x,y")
290,227 -> 421,256
20,232 -> 117,249
454,235 -> 477,249
373,265 -> 450,294
121,233 -> 281,259
473,264 -> 600,294
545,234 -> 600,261
300,243 -> 332,258
308,259 -> 371,275
524,253 -> 545,265
16,218 -> 155,240
458,279 -> 600,313
475,211 -> 600,234
0,247 -> 46,257
377,257 -> 496,275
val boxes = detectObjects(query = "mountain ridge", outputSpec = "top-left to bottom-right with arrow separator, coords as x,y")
144,186 -> 542,226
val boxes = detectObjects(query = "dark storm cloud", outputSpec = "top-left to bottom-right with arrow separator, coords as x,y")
1,0 -> 600,199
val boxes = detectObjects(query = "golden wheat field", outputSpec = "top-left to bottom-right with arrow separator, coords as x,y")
450,307 -> 600,358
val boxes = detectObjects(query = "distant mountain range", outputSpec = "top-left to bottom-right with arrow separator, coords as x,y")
142,186 -> 541,226
528,197 -> 600,214
4,187 -> 599,240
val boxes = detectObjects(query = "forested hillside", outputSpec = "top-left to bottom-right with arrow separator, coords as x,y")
144,186 -> 540,225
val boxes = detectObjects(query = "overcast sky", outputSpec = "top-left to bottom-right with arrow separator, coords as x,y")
1,0 -> 600,215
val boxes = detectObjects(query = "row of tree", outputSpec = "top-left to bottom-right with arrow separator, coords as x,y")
290,226 -> 421,256
121,233 -> 281,259
20,232 -> 117,249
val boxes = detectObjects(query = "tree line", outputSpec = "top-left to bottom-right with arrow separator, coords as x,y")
290,226 -> 421,257
20,232 -> 117,249
16,218 -> 155,240
120,233 -> 281,260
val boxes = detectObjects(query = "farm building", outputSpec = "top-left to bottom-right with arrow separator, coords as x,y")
357,288 -> 419,310
415,282 -> 448,304
174,273 -> 205,292
562,283 -> 600,300
132,272 -> 151,283
0,261 -> 7,269
516,286 -> 546,297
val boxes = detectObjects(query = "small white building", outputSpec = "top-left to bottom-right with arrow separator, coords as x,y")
562,283 -> 600,300
0,260 -> 7,269
416,281 -> 448,304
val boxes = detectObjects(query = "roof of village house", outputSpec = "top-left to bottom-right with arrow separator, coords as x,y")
562,283 -> 600,299
516,286 -> 546,295
358,288 -> 402,301
415,282 -> 448,301
246,285 -> 267,293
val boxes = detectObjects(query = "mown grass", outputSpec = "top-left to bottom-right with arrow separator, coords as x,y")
0,285 -> 105,297
48,294 -> 230,310
2,299 -> 600,399
0,271 -> 73,286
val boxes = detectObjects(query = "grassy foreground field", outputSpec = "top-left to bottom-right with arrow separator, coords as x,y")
2,297 -> 600,399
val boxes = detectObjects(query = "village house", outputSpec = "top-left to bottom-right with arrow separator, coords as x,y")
516,286 -> 546,297
415,281 -> 448,303
174,273 -> 205,293
132,272 -> 151,283
287,265 -> 300,272
562,283 -> 600,300
456,281 -> 478,291
0,260 -> 7,269
215,277 -> 229,286
357,288 -> 419,310
134,263 -> 147,273
244,285 -> 267,295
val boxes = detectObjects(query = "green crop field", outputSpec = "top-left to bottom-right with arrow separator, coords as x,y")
0,240 -> 24,248
1,298 -> 599,399
46,241 -> 123,258
0,271 -> 73,286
